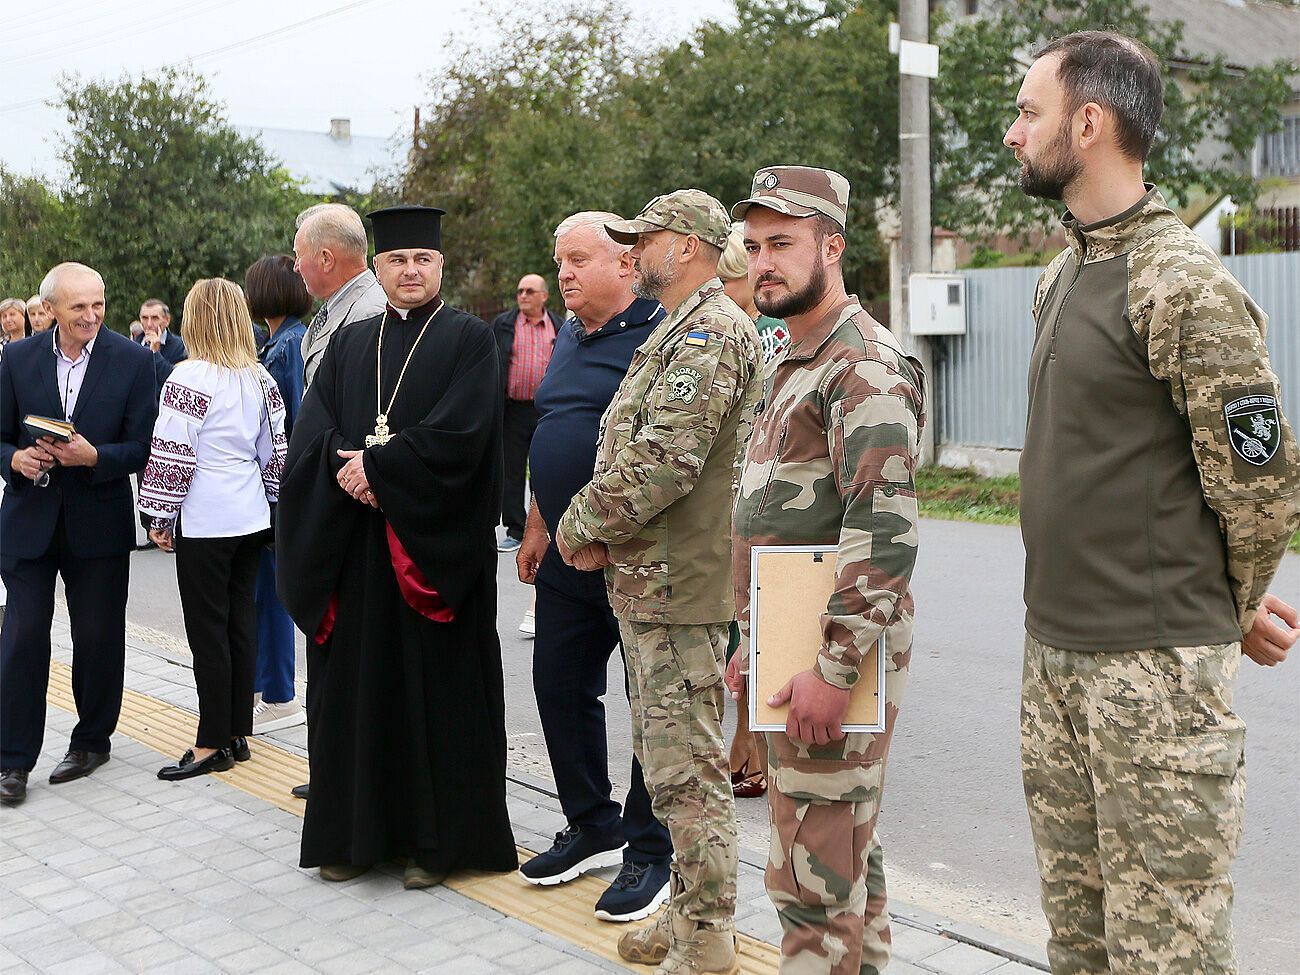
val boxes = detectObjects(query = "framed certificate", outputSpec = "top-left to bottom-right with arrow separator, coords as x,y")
748,545 -> 886,734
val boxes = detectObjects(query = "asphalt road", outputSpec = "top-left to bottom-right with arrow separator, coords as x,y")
121,518 -> 1298,974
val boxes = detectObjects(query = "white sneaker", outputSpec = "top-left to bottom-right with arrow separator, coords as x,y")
519,609 -> 535,637
252,699 -> 305,734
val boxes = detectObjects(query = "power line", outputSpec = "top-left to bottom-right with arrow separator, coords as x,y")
0,0 -> 395,117
7,0 -> 222,70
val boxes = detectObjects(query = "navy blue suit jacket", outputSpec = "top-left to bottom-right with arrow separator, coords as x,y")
0,328 -> 157,561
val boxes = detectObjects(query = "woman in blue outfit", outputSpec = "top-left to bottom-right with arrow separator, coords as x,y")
245,255 -> 310,734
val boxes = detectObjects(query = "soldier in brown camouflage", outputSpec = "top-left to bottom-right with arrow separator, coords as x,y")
556,189 -> 763,975
1007,32 -> 1300,975
728,165 -> 926,975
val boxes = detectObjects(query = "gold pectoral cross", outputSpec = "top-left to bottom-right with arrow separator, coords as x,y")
366,414 -> 393,448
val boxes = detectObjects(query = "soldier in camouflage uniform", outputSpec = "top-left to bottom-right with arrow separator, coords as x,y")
728,166 -> 926,975
1005,32 -> 1300,975
556,189 -> 763,975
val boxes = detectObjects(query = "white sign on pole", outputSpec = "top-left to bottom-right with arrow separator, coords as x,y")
888,22 -> 900,54
898,39 -> 939,78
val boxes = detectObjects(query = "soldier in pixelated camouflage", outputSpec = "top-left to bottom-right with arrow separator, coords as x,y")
1005,30 -> 1300,975
556,189 -> 762,975
728,164 -> 926,975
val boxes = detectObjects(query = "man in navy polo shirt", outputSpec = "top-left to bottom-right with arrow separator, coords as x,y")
515,211 -> 673,922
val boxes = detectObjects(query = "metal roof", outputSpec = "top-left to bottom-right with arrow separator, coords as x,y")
234,124 -> 403,195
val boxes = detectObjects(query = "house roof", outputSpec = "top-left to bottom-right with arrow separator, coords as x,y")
1150,0 -> 1300,75
234,124 -> 403,195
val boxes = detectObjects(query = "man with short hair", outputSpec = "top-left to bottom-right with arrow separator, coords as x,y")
138,299 -> 187,365
26,296 -> 52,333
727,166 -> 926,975
294,202 -> 386,388
515,213 -> 673,923
0,263 -> 157,806
492,273 -> 562,554
1004,31 -> 1299,974
277,205 -> 516,890
558,190 -> 761,974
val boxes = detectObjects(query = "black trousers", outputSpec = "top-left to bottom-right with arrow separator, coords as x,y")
501,399 -> 539,540
534,552 -> 672,864
1,513 -> 130,771
175,529 -> 267,748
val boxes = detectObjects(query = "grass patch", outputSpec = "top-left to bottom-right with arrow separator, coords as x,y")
916,465 -> 1300,553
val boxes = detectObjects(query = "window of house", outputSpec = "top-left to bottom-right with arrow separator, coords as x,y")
1259,115 -> 1300,178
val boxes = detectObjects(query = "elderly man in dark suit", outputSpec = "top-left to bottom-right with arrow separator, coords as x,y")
0,262 -> 157,806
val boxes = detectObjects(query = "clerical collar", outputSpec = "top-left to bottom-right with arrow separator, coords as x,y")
386,296 -> 442,321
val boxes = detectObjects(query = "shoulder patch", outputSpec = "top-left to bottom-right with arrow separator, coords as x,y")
685,330 -> 710,348
663,365 -> 705,404
1225,387 -> 1281,467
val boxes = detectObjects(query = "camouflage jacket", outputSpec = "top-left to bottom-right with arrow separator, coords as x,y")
558,278 -> 763,624
1023,186 -> 1298,646
732,297 -> 926,690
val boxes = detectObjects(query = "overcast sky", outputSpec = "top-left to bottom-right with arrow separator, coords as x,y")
0,0 -> 734,181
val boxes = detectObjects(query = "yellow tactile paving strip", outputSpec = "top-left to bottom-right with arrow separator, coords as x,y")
47,661 -> 781,974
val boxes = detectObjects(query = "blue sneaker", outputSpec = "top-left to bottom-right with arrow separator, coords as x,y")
497,536 -> 522,553
520,824 -> 625,886
594,859 -> 672,922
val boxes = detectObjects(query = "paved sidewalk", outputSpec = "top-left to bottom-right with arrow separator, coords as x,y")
0,619 -> 1049,974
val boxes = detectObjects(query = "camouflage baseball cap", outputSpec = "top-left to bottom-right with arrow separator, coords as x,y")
731,166 -> 850,227
605,189 -> 732,249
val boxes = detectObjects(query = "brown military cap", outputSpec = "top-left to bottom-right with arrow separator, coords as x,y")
731,166 -> 850,227
605,189 -> 732,249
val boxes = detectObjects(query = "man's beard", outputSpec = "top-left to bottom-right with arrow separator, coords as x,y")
632,249 -> 676,301
754,258 -> 828,319
1017,123 -> 1082,201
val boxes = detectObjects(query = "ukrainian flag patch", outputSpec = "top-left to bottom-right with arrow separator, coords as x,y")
684,330 -> 710,347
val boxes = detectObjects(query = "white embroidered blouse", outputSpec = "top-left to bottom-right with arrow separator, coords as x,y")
139,361 -> 287,538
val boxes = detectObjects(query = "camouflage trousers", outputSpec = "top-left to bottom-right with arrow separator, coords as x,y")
1021,634 -> 1246,975
618,620 -> 738,928
761,637 -> 910,975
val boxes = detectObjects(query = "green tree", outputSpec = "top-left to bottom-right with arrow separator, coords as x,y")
0,167 -> 78,299
934,0 -> 1294,238
404,0 -> 643,313
57,68 -> 310,328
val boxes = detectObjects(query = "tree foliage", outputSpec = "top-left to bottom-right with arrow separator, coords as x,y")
0,168 -> 77,299
54,68 -> 311,327
934,0 -> 1294,238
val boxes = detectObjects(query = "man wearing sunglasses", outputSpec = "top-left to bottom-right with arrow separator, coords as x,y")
492,274 -> 562,554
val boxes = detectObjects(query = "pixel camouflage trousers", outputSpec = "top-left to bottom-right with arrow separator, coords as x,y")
1021,634 -> 1246,975
760,637 -> 910,975
619,620 -> 738,928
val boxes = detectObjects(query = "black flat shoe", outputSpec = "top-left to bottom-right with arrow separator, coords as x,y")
49,749 -> 109,784
231,737 -> 250,762
291,782 -> 309,800
158,748 -> 234,781
1,769 -> 28,805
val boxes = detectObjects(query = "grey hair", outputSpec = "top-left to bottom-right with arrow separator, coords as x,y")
296,203 -> 369,258
554,211 -> 629,255
0,297 -> 25,316
39,262 -> 105,303
26,294 -> 43,309
141,298 -> 170,316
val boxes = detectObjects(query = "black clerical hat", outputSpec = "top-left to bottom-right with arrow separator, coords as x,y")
367,204 -> 445,253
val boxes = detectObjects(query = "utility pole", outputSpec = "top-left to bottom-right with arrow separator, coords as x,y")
897,0 -> 936,466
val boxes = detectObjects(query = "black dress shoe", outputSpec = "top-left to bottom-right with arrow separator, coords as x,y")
291,782 -> 310,800
1,769 -> 28,805
49,750 -> 109,784
231,737 -> 251,762
157,748 -> 234,781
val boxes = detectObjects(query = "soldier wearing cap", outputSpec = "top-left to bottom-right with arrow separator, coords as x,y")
726,166 -> 926,975
557,188 -> 762,975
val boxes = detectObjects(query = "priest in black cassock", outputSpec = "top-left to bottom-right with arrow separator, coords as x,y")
277,204 -> 517,888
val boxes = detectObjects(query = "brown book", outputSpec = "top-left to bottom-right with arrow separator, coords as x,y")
23,414 -> 76,443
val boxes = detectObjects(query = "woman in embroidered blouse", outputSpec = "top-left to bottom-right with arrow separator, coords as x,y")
139,278 -> 287,781
244,255 -> 310,737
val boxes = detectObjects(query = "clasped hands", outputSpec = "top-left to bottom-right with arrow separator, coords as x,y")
726,651 -> 851,746
336,449 -> 379,508
11,435 -> 98,481
555,531 -> 611,572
